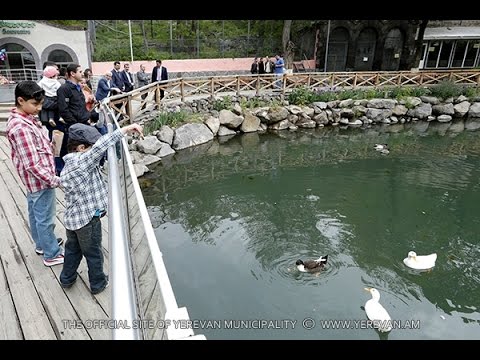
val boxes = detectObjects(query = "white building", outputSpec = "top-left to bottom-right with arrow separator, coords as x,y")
0,20 -> 91,81
419,26 -> 480,69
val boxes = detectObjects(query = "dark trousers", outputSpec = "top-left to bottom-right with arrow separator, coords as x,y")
60,216 -> 107,293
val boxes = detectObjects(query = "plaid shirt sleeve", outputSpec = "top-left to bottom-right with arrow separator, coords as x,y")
77,129 -> 124,169
10,126 -> 60,188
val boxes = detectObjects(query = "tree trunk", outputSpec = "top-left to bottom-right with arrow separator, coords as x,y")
411,20 -> 429,70
282,20 -> 294,69
141,20 -> 148,53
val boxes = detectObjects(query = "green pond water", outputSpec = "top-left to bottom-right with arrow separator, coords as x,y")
141,123 -> 480,339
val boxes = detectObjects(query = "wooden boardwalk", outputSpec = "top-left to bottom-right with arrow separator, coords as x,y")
0,135 -> 112,340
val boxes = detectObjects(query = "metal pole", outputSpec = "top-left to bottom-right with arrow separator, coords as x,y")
324,20 -> 331,72
128,20 -> 134,63
196,20 -> 200,58
170,20 -> 173,57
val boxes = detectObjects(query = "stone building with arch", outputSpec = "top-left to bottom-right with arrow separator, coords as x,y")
296,20 -> 420,72
0,20 -> 91,80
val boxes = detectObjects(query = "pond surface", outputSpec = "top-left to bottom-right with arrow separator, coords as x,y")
141,123 -> 480,339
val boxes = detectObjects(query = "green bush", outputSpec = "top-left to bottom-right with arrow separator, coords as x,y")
288,87 -> 316,105
144,111 -> 188,134
429,80 -> 463,100
212,96 -> 233,111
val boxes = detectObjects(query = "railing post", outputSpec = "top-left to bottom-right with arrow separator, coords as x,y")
127,96 -> 132,124
236,76 -> 240,96
180,79 -> 185,102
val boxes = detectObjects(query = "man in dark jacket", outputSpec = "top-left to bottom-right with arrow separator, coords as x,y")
57,64 -> 99,126
151,59 -> 168,106
57,63 -> 99,163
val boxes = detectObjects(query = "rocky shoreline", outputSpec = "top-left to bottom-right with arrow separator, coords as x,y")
128,94 -> 480,177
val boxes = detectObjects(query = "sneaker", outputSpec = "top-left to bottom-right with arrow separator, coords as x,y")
91,279 -> 109,295
35,238 -> 64,255
60,276 -> 77,289
43,254 -> 64,267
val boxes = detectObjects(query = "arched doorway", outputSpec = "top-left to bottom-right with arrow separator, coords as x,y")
354,28 -> 377,71
326,27 -> 349,72
0,43 -> 36,71
381,28 -> 404,71
47,49 -> 73,68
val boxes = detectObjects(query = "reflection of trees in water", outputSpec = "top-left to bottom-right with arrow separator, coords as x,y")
141,125 -> 480,197
143,125 -> 480,316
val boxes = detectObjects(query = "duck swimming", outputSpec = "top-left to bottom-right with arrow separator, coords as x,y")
364,287 -> 392,332
296,255 -> 328,272
374,144 -> 388,151
403,251 -> 437,270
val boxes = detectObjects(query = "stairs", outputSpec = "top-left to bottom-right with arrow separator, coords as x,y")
0,102 -> 14,136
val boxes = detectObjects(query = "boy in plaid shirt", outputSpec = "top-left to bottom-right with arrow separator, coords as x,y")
7,81 -> 64,266
59,122 -> 143,294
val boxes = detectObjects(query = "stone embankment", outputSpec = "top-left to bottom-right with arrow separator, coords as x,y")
129,94 -> 480,177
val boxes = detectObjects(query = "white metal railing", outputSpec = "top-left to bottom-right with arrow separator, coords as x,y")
100,102 -> 205,340
0,68 -> 43,83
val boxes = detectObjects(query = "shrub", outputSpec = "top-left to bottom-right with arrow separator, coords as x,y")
212,96 -> 233,111
144,110 -> 188,134
429,80 -> 462,100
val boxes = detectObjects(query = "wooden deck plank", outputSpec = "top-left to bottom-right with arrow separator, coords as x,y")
0,252 -> 24,339
0,202 -> 56,339
0,165 -> 92,339
0,158 -> 111,316
0,140 -> 112,339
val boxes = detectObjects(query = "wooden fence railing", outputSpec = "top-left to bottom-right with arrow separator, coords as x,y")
106,70 -> 480,123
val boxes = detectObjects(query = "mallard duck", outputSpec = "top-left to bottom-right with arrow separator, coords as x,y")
296,255 -> 328,272
374,144 -> 388,151
364,287 -> 392,332
403,251 -> 437,270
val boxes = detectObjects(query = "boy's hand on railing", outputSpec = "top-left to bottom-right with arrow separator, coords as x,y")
121,123 -> 144,139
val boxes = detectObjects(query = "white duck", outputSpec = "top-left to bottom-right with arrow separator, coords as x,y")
374,144 -> 388,151
364,287 -> 392,332
403,251 -> 437,270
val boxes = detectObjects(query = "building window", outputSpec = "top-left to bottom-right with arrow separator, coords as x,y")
423,39 -> 480,69
437,40 -> 454,68
47,49 -> 73,68
0,43 -> 36,71
463,40 -> 480,67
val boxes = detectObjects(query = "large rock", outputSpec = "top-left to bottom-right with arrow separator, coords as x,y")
156,142 -> 175,157
453,101 -> 470,117
172,123 -> 214,150
204,116 -> 220,135
240,111 -> 261,133
412,103 -> 432,119
267,107 -> 289,123
468,103 -> 480,117
366,108 -> 392,122
432,103 -> 455,116
136,136 -> 163,154
217,125 -> 236,136
392,104 -> 408,116
219,109 -> 244,128
156,125 -> 174,145
367,98 -> 396,109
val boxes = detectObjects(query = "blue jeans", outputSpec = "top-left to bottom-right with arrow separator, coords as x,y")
60,216 -> 107,293
27,188 -> 62,260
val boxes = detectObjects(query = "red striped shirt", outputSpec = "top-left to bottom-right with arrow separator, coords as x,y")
6,108 -> 60,193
